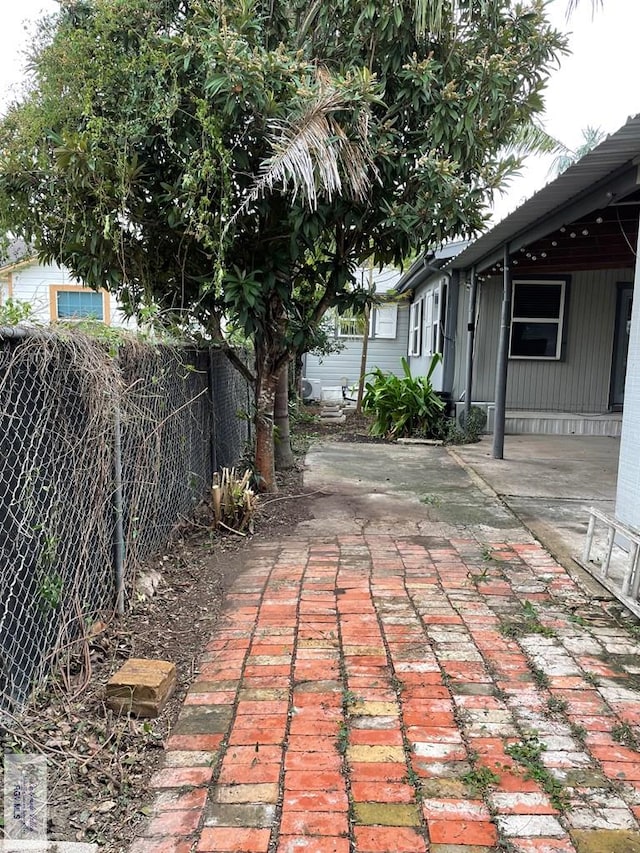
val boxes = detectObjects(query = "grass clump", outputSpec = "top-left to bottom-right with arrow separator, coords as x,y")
499,600 -> 556,640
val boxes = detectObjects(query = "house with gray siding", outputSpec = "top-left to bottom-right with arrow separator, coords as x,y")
399,114 -> 640,536
303,266 -> 409,397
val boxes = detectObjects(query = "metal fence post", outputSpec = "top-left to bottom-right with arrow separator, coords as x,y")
208,347 -> 218,478
113,402 -> 125,616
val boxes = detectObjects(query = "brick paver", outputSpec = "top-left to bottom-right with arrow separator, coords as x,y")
130,530 -> 640,851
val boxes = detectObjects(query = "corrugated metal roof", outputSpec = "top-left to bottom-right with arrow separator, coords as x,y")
447,114 -> 640,272
396,239 -> 470,292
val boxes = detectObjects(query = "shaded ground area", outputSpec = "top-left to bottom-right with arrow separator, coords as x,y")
0,464 -> 313,849
128,440 -> 640,853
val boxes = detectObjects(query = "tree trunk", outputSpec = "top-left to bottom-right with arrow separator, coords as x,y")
356,302 -> 371,414
254,369 -> 278,492
293,351 -> 304,397
274,361 -> 295,471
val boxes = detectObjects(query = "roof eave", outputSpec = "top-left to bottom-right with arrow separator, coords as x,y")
0,255 -> 38,275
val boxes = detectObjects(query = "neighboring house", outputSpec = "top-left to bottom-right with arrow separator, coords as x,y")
0,248 -> 133,328
303,266 -> 409,398
398,240 -> 470,398
399,113 -> 640,535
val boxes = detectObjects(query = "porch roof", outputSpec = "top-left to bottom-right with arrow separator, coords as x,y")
447,114 -> 640,276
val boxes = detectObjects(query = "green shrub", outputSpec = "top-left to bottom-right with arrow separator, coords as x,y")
433,404 -> 486,445
0,297 -> 34,325
362,356 -> 444,438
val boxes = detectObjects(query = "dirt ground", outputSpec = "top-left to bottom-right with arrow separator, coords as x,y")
0,408 -> 367,850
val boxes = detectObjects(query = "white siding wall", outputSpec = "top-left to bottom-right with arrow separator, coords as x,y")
616,249 -> 640,531
2,261 -> 134,328
452,268 -> 633,411
406,275 -> 446,391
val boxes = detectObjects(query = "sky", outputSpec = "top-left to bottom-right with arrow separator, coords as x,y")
0,0 -> 639,223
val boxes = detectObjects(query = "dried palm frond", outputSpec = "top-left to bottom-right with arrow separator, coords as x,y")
259,97 -> 374,208
414,0 -> 502,37
211,467 -> 257,534
566,0 -> 603,19
501,121 -> 566,160
225,75 -> 378,232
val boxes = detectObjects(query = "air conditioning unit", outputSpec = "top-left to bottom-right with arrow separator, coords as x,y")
301,378 -> 322,402
455,402 -> 495,434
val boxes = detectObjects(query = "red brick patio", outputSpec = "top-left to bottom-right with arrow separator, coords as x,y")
129,531 -> 640,852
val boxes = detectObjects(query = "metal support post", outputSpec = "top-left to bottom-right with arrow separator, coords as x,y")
492,246 -> 511,459
464,267 -> 478,424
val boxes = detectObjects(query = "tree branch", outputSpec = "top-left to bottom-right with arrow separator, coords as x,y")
216,343 -> 256,386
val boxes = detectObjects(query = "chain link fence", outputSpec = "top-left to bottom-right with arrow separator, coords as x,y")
0,331 -> 252,708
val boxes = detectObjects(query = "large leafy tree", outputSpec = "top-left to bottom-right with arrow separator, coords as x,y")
0,0 -> 565,489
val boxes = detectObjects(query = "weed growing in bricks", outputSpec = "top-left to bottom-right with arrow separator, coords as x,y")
505,735 -> 570,811
342,688 -> 357,709
547,696 -> 568,715
462,765 -> 501,796
499,600 -> 556,639
405,765 -> 421,788
468,566 -> 490,585
336,721 -> 349,755
531,666 -> 550,689
612,722 -> 640,751
569,722 -> 587,745
583,671 -> 600,687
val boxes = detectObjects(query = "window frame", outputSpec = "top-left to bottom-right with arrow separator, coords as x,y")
509,278 -> 567,361
408,298 -> 423,356
336,309 -> 364,339
50,284 -> 110,324
372,303 -> 398,340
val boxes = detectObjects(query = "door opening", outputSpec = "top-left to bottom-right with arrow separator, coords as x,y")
610,283 -> 633,410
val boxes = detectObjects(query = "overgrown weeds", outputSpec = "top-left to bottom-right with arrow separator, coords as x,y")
505,735 -> 570,811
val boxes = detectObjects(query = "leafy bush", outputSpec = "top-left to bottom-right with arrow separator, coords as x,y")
362,356 -> 444,438
432,404 -> 486,445
0,297 -> 34,325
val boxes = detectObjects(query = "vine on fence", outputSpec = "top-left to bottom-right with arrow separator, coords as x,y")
0,329 -> 250,709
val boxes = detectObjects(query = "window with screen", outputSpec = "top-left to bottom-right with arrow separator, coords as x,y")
510,279 -> 566,359
56,289 -> 105,321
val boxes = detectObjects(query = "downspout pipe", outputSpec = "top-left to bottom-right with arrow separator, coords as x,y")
441,270 -> 457,398
492,245 -> 512,459
463,267 -> 478,424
